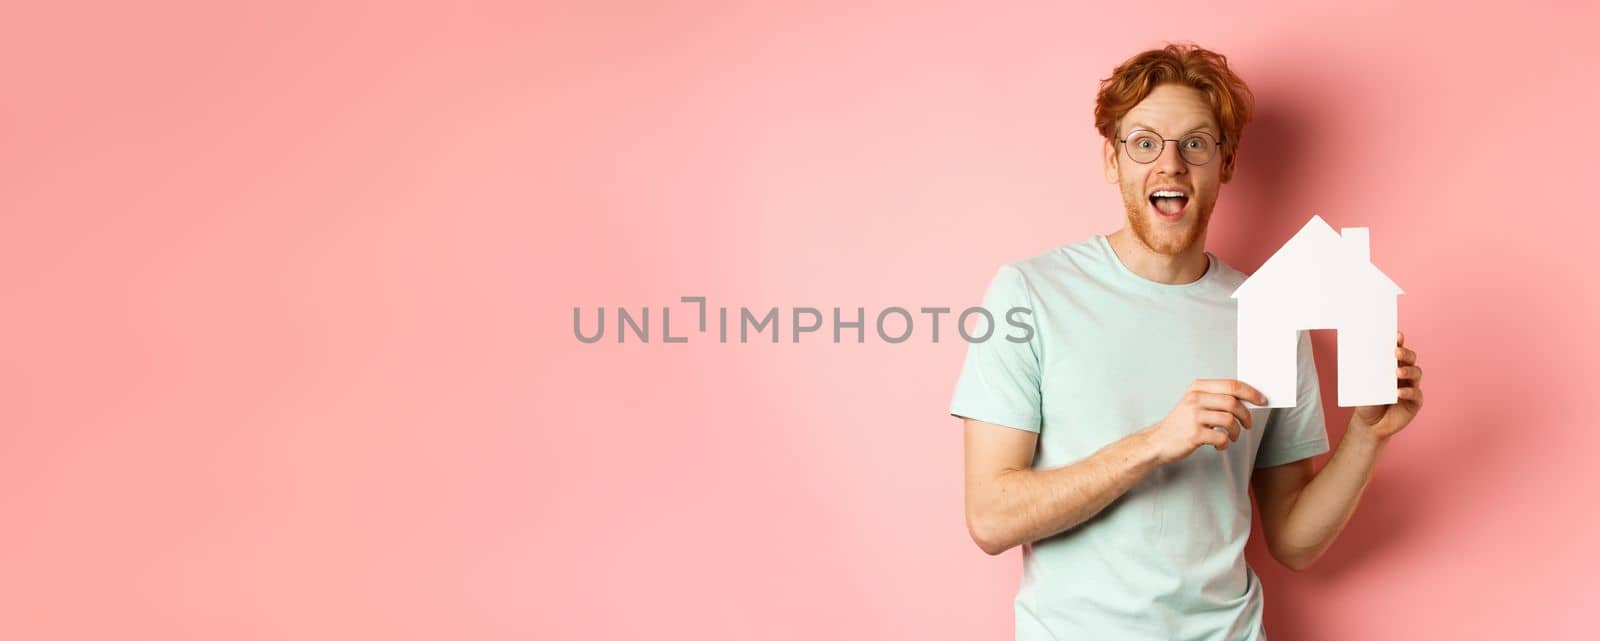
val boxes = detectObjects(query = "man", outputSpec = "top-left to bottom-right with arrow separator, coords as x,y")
949,44 -> 1425,640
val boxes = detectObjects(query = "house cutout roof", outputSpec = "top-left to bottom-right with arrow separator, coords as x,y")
1231,215 -> 1402,300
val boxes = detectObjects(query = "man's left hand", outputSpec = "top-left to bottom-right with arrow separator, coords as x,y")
1352,331 -> 1424,441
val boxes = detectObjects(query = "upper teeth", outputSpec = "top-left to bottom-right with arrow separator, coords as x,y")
1152,190 -> 1184,198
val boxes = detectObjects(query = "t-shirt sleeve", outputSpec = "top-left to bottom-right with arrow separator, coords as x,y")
1255,329 -> 1331,468
948,264 -> 1044,433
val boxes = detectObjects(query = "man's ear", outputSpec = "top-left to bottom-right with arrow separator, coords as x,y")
1220,148 -> 1236,183
1103,138 -> 1120,184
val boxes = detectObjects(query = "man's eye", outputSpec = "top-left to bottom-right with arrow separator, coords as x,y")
1184,138 -> 1206,149
1137,139 -> 1155,149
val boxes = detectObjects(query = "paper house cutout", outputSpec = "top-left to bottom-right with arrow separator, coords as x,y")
1232,215 -> 1403,408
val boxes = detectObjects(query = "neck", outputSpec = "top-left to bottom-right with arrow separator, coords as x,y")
1106,226 -> 1210,285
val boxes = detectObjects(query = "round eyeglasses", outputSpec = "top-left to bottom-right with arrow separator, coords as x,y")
1117,129 -> 1225,165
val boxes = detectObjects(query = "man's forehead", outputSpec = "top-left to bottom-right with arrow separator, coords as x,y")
1122,87 -> 1219,133
1123,117 -> 1219,133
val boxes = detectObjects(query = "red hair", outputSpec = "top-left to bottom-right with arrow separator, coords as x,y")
1094,43 -> 1255,181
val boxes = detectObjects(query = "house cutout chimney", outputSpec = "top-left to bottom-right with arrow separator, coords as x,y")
1341,227 -> 1370,262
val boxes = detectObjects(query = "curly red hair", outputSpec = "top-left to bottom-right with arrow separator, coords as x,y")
1094,44 -> 1255,182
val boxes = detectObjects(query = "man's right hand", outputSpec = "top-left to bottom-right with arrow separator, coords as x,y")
1141,379 -> 1267,465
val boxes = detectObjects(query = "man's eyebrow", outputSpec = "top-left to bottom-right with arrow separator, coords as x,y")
1122,121 -> 1221,136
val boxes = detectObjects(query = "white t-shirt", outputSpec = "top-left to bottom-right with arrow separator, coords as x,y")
950,234 -> 1329,641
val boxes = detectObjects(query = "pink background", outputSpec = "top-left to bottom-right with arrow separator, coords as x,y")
3,1 -> 1596,639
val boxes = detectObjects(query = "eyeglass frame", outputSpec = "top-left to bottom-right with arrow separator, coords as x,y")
1115,129 -> 1229,165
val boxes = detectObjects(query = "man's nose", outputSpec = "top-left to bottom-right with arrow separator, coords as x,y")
1155,141 -> 1188,175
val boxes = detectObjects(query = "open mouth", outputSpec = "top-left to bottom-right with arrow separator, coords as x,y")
1148,190 -> 1189,219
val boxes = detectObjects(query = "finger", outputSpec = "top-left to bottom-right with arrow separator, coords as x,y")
1201,410 -> 1242,441
1198,392 -> 1252,429
1395,345 -> 1417,366
1396,365 -> 1422,384
1398,386 -> 1424,410
1204,428 -> 1231,451
1193,379 -> 1267,405
1397,330 -> 1405,347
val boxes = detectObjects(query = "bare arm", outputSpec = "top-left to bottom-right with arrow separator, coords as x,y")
963,379 -> 1266,555
1252,333 -> 1425,571
963,419 -> 1160,555
1251,423 -> 1386,571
